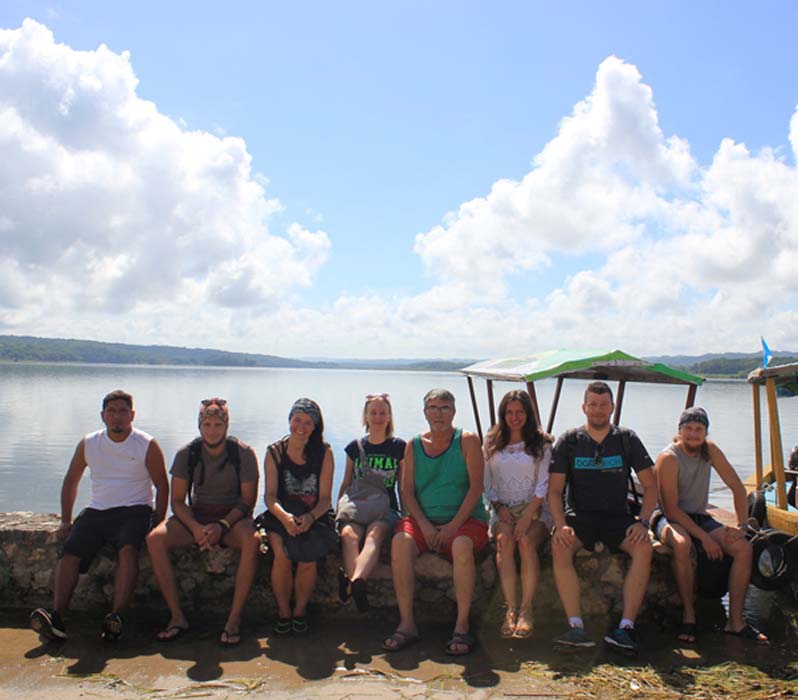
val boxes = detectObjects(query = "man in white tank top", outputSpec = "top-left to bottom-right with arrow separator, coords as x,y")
30,390 -> 168,643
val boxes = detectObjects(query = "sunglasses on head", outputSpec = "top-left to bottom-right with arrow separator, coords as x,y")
201,397 -> 227,407
366,393 -> 390,400
593,443 -> 604,466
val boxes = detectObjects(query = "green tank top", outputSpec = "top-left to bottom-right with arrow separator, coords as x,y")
412,428 -> 487,523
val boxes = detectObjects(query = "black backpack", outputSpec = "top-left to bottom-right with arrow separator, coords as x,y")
185,437 -> 242,505
561,427 -> 642,515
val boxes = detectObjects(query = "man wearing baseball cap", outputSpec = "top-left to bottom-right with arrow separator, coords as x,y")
653,407 -> 767,643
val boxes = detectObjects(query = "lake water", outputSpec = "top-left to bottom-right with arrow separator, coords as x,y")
2,362 -> 797,515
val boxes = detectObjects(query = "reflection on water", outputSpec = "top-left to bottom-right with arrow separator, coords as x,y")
2,364 -> 798,516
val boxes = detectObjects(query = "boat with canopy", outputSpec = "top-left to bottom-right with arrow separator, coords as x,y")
460,348 -> 704,442
746,362 -> 798,536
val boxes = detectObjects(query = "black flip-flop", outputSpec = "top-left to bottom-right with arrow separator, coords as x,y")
220,629 -> 241,647
382,630 -> 419,652
445,631 -> 476,656
725,623 -> 768,642
157,624 -> 189,642
677,622 -> 698,644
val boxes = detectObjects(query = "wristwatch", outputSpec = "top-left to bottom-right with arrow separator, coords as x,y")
638,518 -> 650,530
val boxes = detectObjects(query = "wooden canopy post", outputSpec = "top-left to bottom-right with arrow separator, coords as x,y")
526,381 -> 541,430
613,379 -> 626,425
765,377 -> 788,509
685,384 -> 698,409
487,379 -> 496,428
546,376 -> 563,435
752,383 -> 763,486
466,375 -> 483,443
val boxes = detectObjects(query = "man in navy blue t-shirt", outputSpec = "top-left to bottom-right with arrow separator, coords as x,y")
548,381 -> 656,654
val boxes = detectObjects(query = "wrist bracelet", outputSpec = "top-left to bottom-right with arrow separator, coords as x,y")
218,518 -> 231,533
638,518 -> 650,530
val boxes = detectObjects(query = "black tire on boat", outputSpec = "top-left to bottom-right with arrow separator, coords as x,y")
750,529 -> 795,591
748,490 -> 767,528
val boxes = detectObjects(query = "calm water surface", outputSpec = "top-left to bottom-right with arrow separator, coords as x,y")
2,363 -> 797,515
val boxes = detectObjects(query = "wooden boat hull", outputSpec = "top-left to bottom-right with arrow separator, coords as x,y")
745,471 -> 798,536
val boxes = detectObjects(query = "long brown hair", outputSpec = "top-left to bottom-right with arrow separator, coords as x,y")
485,389 -> 553,460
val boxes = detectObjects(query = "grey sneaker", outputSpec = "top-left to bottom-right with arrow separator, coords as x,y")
604,626 -> 638,652
30,608 -> 67,641
554,626 -> 595,648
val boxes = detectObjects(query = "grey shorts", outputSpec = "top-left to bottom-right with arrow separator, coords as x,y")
337,508 -> 401,533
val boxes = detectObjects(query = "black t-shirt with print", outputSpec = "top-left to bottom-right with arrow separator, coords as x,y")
345,436 -> 406,511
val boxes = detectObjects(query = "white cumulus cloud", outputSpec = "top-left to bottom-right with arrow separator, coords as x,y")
0,19 -> 329,332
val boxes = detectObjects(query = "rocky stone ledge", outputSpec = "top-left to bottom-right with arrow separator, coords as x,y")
0,513 -> 679,621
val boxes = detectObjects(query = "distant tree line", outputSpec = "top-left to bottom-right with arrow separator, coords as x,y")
687,355 -> 798,378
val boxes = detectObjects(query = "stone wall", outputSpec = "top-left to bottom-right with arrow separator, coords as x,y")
0,513 -> 680,621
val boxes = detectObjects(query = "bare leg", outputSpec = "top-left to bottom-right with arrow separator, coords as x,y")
551,535 -> 584,619
223,520 -> 260,634
617,536 -> 653,622
385,531 -> 418,645
352,521 -> 389,581
340,523 -> 364,584
518,521 -> 548,610
53,554 -> 81,614
660,523 -> 696,625
146,520 -> 193,631
449,535 -> 476,652
268,532 -> 293,618
112,545 -> 140,613
715,528 -> 757,633
494,522 -> 518,609
292,562 -> 317,616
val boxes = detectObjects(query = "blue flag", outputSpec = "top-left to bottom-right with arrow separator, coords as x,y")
761,336 -> 773,368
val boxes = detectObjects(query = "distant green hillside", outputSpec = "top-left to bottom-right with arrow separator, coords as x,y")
686,355 -> 798,378
0,335 -> 329,368
0,335 -> 469,371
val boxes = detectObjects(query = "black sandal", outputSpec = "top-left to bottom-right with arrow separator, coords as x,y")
292,616 -> 309,635
101,612 -> 123,642
351,578 -> 369,612
677,622 -> 697,644
273,617 -> 292,637
338,567 -> 351,604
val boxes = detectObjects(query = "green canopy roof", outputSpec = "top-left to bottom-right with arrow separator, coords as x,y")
460,349 -> 704,386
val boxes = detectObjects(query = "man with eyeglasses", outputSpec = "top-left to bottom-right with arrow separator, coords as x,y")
548,381 -> 656,654
146,398 -> 261,646
30,390 -> 169,643
383,389 -> 488,656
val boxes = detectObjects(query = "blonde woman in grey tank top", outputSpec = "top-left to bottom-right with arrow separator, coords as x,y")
654,407 -> 767,643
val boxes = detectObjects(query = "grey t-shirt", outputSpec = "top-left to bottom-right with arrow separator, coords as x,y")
171,437 -> 259,506
661,442 -> 711,515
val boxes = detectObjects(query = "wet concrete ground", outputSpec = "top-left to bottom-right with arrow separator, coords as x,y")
2,593 -> 797,700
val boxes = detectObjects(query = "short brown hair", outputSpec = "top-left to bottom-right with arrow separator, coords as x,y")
584,381 -> 613,402
102,390 -> 133,410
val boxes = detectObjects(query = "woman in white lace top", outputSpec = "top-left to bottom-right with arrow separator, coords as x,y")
484,389 -> 553,639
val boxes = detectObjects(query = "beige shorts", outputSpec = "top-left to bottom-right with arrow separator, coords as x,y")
489,501 -> 552,537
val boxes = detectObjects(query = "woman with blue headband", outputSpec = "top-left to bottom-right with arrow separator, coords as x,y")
256,398 -> 336,637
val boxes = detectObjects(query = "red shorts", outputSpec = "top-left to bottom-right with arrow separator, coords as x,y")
395,516 -> 489,560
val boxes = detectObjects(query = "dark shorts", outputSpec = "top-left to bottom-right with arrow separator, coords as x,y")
566,512 -> 637,554
394,516 -> 489,560
170,503 -> 234,545
63,505 -> 153,573
653,512 -> 723,542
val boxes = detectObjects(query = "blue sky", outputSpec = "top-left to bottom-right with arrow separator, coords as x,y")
1,2 -> 797,357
